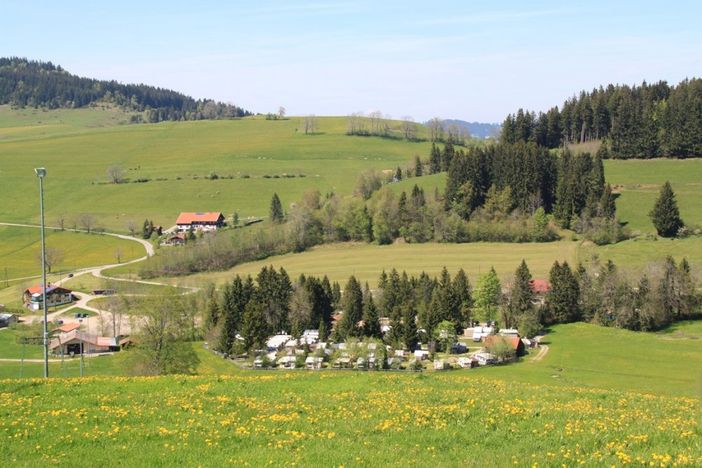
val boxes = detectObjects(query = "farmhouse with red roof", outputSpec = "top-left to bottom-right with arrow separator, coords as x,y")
176,212 -> 224,232
22,284 -> 73,311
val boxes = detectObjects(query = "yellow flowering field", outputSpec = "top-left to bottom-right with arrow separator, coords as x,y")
0,372 -> 700,466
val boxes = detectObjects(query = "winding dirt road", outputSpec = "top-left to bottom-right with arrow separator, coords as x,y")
0,221 -> 169,335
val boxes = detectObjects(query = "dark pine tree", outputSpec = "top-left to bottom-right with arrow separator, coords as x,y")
241,300 -> 269,352
337,276 -> 363,338
414,155 -> 423,177
362,288 -> 382,338
270,193 -> 284,223
429,143 -> 442,174
401,305 -> 418,351
546,261 -> 581,323
507,260 -> 534,328
599,183 -> 616,218
452,269 -> 472,330
649,181 -> 684,237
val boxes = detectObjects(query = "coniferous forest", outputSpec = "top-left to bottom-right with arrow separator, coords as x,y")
0,57 -> 251,122
501,78 -> 702,158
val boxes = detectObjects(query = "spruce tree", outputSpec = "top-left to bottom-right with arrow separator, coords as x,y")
427,267 -> 457,333
338,276 -> 363,338
270,193 -> 284,223
649,181 -> 683,237
507,260 -> 534,328
241,300 -> 268,352
362,291 -> 382,338
452,269 -> 472,329
429,143 -> 441,174
204,285 -> 221,331
599,183 -> 616,218
331,282 -> 342,308
401,305 -> 418,351
142,219 -> 151,239
318,319 -> 328,342
414,155 -> 423,177
394,166 -> 403,181
441,142 -> 455,172
218,276 -> 250,354
546,261 -> 581,323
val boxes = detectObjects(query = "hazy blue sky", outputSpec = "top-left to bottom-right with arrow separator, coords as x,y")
3,1 -> 702,122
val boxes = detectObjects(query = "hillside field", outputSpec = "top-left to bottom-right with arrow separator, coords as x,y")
605,158 -> 702,233
1,321 -> 701,466
0,106 -> 433,231
0,225 -> 142,281
2,106 -> 701,236
133,236 -> 702,290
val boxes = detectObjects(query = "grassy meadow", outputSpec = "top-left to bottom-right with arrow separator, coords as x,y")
605,158 -> 702,233
0,104 -> 137,141
1,321 -> 700,393
1,374 -> 699,466
158,240 -> 580,288
0,225 -> 142,281
1,319 -> 700,464
138,236 -> 702,290
0,107 -> 432,231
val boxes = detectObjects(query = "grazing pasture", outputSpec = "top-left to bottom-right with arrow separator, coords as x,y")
0,366 -> 699,466
0,225 -> 142,281
0,107 -> 432,231
604,158 -> 702,233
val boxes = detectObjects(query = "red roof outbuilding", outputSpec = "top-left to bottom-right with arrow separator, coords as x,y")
529,279 -> 551,295
176,212 -> 224,225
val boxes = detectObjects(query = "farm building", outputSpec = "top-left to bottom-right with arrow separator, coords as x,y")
163,233 -> 186,246
49,330 -> 123,355
484,335 -> 526,358
529,279 -> 551,305
0,313 -> 18,328
51,322 -> 81,334
175,212 -> 225,232
23,284 -> 73,311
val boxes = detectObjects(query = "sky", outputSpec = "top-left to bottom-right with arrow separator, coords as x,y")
3,0 -> 702,122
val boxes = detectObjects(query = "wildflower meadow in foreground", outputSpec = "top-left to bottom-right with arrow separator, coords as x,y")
0,372 -> 700,466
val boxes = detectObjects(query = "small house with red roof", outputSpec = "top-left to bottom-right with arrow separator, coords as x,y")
163,233 -> 187,246
22,284 -> 73,311
484,335 -> 526,358
49,330 -> 122,355
529,279 -> 551,305
51,322 -> 81,335
176,212 -> 224,232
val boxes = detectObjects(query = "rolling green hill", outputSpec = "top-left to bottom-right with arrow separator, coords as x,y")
0,107 -> 431,231
0,225 -> 142,280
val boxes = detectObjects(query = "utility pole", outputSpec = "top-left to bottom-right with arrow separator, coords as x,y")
35,167 -> 49,378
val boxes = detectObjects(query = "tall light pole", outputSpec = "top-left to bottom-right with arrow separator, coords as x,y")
35,167 -> 49,378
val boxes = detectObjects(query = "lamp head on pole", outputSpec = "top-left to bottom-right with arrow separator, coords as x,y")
34,167 -> 47,178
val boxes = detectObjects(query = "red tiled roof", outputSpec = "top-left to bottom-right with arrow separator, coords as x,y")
26,284 -> 71,295
485,335 -> 522,351
529,279 -> 551,294
176,212 -> 223,224
54,323 -> 81,333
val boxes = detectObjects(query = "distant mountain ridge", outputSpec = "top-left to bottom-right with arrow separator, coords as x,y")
0,57 -> 251,123
436,119 -> 501,139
